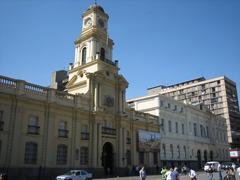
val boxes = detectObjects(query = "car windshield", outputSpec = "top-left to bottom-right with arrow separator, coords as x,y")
64,171 -> 74,175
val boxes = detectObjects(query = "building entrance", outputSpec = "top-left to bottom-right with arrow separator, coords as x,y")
102,142 -> 114,175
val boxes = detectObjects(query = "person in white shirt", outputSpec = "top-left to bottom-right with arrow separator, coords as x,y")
139,166 -> 146,180
236,166 -> 240,180
189,169 -> 197,180
166,167 -> 174,180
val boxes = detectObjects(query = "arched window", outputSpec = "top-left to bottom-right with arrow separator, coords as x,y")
82,47 -> 87,65
24,142 -> 38,164
100,48 -> 105,60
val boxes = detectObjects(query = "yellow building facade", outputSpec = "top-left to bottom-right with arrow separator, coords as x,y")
0,4 -> 160,180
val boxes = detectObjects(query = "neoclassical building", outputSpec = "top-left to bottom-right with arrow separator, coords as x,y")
0,4 -> 160,180
128,93 -> 230,169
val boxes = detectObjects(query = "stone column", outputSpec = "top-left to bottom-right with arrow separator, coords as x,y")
92,40 -> 96,59
94,82 -> 98,111
97,123 -> 102,167
92,122 -> 98,167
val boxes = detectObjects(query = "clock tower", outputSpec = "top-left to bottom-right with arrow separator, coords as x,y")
67,3 -> 128,114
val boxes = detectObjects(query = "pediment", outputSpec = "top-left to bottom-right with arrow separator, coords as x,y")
66,75 -> 77,88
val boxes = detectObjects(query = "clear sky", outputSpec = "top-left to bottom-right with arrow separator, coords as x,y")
0,0 -> 240,101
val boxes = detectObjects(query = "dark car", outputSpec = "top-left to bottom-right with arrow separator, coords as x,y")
221,162 -> 236,170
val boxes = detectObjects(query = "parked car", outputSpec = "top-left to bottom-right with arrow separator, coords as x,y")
221,162 -> 236,170
56,170 -> 92,180
204,161 -> 220,172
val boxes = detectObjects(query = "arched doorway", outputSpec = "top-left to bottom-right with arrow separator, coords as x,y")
197,150 -> 202,169
102,142 -> 113,175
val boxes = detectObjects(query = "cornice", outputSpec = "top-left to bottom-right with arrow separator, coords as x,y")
82,7 -> 109,19
75,28 -> 114,47
67,81 -> 87,90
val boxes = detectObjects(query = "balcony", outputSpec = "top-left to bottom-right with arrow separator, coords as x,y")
81,132 -> 90,140
102,127 -> 116,136
0,121 -> 4,131
58,129 -> 69,138
27,125 -> 40,134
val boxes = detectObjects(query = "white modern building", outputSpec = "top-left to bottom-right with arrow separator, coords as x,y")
128,93 -> 229,169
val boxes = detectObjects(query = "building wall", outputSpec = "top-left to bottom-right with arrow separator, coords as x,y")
0,75 -> 160,179
128,93 -> 229,169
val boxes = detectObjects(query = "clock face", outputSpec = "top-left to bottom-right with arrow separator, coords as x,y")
98,19 -> 104,28
84,18 -> 92,27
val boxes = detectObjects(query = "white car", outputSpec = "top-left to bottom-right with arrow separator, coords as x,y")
204,161 -> 220,172
56,170 -> 92,180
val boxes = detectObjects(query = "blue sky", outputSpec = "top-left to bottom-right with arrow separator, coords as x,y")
0,0 -> 240,102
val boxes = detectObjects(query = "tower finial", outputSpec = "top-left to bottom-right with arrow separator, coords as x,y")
94,0 -> 97,5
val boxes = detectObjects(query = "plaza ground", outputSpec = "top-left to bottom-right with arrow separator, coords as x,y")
93,171 -> 238,180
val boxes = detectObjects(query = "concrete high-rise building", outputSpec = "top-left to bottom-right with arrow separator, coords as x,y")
147,76 -> 240,148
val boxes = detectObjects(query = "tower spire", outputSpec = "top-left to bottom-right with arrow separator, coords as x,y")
94,0 -> 97,5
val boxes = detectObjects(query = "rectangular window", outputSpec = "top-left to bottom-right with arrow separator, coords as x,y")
161,119 -> 165,132
160,100 -> 164,107
56,144 -> 68,165
193,123 -> 197,136
139,152 -> 144,164
153,152 -> 158,165
175,122 -> 178,133
180,107 -> 183,113
0,111 -> 4,131
28,115 -> 40,134
24,142 -> 38,164
126,150 -> 131,165
168,103 -> 171,109
174,105 -> 177,111
168,121 -> 172,133
80,147 -> 89,165
182,124 -> 184,135
58,121 -> 68,138
81,124 -> 89,140
206,126 -> 209,137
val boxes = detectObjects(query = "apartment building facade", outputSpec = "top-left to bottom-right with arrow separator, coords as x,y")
147,76 -> 240,148
128,94 -> 229,169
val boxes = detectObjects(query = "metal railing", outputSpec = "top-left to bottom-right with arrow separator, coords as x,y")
81,132 -> 90,140
58,129 -> 69,138
102,127 -> 116,135
27,125 -> 40,134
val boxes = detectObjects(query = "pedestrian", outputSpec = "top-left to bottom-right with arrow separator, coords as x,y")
181,164 -> 187,175
171,167 -> 180,180
139,166 -> 146,180
207,166 -> 214,180
189,169 -> 197,180
237,166 -> 240,180
161,166 -> 168,180
223,167 -> 236,180
166,167 -> 174,180
218,163 -> 223,180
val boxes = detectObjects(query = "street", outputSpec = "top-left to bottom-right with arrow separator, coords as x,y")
93,171 -> 237,180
